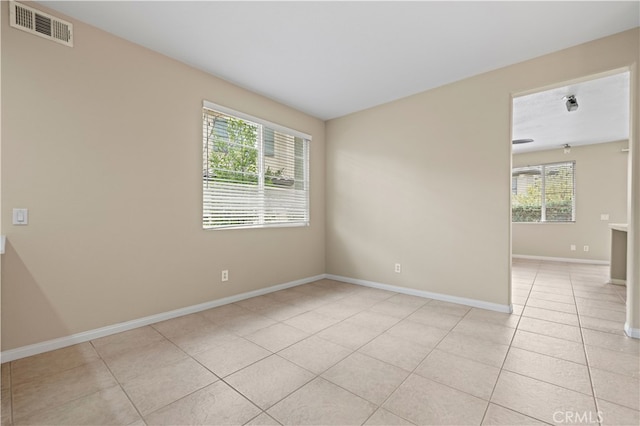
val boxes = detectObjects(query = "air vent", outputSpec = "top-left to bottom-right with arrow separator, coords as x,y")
9,1 -> 73,47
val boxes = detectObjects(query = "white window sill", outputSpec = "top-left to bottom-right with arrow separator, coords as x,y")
512,222 -> 575,225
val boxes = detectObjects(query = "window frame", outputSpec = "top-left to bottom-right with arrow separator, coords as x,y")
511,160 -> 576,224
202,100 -> 311,230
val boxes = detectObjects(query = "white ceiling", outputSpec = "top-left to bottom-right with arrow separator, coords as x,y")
512,71 -> 630,154
39,1 -> 639,121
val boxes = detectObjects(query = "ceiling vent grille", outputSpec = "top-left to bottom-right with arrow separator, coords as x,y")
9,1 -> 73,47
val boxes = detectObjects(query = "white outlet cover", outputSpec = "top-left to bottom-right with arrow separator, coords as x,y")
570,245 -> 576,251
600,214 -> 610,221
583,245 -> 590,252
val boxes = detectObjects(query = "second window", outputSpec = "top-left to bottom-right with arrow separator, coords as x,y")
512,161 -> 575,223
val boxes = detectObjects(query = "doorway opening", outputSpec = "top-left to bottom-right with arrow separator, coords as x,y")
509,70 -> 631,324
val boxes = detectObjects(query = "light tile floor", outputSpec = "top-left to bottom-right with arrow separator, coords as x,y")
1,260 -> 638,425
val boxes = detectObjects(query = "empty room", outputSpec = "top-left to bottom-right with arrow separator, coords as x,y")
1,2 -> 639,425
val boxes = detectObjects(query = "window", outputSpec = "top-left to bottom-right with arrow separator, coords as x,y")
263,128 -> 275,157
512,161 -> 575,223
202,101 -> 310,229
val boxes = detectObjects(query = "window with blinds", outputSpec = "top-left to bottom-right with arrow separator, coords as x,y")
512,161 -> 575,223
202,102 -> 310,229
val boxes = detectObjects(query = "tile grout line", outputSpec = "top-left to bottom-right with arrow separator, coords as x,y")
490,262 -> 608,421
360,305 -> 470,426
88,339 -> 147,424
195,286 -> 399,426
233,289 -> 421,426
569,270 -> 603,426
480,261 -> 538,425
274,296 -> 438,425
9,348 -> 136,424
134,335 -> 264,423
510,266 -> 637,412
217,374 -> 283,425
96,325 -> 221,421
297,291 -> 427,426
144,325 -> 233,421
135,286 -> 358,424
496,266 -> 610,403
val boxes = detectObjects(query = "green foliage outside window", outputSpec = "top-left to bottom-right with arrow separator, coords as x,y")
208,117 -> 259,184
203,105 -> 309,230
512,164 -> 574,222
206,118 -> 293,187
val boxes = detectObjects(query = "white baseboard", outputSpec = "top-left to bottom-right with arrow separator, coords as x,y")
0,274 -> 325,363
610,278 -> 627,286
8,262 -> 633,361
325,274 -> 512,314
512,254 -> 609,265
624,322 -> 640,339
0,272 -> 516,362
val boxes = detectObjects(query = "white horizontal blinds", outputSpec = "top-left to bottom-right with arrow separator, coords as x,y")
203,104 -> 310,229
544,162 -> 575,222
511,161 -> 575,223
263,126 -> 309,225
512,166 -> 543,222
203,108 -> 261,228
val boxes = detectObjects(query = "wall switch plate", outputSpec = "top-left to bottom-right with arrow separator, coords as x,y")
583,245 -> 590,252
12,208 -> 28,225
221,270 -> 229,282
394,263 -> 401,273
570,245 -> 576,251
600,214 -> 610,221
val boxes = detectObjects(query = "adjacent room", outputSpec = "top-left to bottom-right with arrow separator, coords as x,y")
1,2 -> 639,425
511,72 -> 630,264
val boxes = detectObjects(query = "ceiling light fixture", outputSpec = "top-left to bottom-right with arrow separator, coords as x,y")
563,144 -> 571,154
563,95 -> 579,112
512,138 -> 534,145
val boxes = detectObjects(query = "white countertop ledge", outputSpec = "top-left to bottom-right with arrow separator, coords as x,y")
609,223 -> 628,232
0,235 -> 5,255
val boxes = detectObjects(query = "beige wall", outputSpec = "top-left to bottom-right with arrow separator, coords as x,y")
512,141 -> 628,261
326,29 -> 639,309
1,7 -> 325,350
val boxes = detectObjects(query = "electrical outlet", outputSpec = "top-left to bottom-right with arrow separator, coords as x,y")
394,263 -> 401,273
221,270 -> 229,282
583,245 -> 589,252
570,245 -> 576,251
600,214 -> 610,221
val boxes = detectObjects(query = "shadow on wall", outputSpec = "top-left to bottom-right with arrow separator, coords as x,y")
1,241 -> 69,352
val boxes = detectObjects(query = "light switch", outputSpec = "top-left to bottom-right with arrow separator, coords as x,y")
13,208 -> 28,225
600,213 -> 610,221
